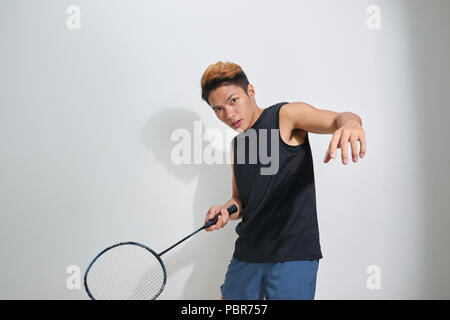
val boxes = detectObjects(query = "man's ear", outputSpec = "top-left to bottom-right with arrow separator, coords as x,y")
247,84 -> 255,98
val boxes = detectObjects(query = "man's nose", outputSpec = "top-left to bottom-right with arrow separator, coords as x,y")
225,106 -> 236,121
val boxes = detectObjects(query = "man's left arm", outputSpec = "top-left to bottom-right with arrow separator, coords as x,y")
281,102 -> 366,165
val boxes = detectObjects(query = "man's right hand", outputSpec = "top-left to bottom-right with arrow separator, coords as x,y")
204,205 -> 230,232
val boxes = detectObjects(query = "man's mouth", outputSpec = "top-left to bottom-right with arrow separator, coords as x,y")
232,119 -> 242,128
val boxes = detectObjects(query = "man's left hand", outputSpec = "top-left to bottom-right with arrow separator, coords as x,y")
324,120 -> 366,165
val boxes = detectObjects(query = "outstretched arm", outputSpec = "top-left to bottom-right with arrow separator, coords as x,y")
281,102 -> 366,165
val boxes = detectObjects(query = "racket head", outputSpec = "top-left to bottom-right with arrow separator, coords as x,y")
84,241 -> 167,300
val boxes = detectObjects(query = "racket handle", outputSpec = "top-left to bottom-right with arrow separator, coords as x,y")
202,204 -> 238,229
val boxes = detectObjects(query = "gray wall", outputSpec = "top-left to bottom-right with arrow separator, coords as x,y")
0,0 -> 449,299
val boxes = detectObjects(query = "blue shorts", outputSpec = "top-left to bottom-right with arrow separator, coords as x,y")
220,258 -> 319,300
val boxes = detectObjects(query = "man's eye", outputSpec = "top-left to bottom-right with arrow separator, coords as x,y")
231,98 -> 237,103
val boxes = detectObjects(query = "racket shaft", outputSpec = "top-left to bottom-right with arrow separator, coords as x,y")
158,204 -> 238,256
158,228 -> 202,256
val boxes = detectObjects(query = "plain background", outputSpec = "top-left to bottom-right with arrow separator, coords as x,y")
1,0 -> 449,299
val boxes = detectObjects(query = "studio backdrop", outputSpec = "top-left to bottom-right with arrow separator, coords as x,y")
0,0 -> 449,299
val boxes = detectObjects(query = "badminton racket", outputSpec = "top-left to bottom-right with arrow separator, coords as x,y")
84,204 -> 238,300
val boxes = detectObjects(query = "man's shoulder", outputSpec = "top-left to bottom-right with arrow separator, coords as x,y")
278,102 -> 308,145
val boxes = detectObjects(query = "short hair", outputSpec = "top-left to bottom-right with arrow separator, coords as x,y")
200,61 -> 250,106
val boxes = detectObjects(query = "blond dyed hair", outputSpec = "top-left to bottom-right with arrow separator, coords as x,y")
200,61 -> 250,105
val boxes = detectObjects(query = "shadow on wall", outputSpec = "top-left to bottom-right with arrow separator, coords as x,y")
140,106 -> 237,299
403,0 -> 450,298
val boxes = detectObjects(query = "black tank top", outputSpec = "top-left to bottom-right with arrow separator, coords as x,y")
231,102 -> 323,262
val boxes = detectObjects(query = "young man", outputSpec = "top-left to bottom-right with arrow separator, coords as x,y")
200,61 -> 366,300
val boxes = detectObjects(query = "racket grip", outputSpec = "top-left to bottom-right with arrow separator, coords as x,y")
203,204 -> 238,229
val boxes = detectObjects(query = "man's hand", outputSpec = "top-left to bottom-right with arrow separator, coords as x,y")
204,205 -> 230,231
323,120 -> 366,164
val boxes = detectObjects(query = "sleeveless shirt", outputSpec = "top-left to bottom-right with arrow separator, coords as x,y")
231,102 -> 323,262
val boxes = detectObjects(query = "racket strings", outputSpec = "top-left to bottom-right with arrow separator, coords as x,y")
86,244 -> 165,300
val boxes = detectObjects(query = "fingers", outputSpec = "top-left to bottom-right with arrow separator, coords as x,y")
359,132 -> 366,158
207,206 -> 220,220
204,206 -> 229,232
213,208 -> 229,230
205,206 -> 220,232
350,137 -> 358,163
220,208 -> 229,228
339,131 -> 350,164
324,130 -> 341,163
324,128 -> 366,164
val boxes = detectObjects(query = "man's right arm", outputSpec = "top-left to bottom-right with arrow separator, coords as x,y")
204,141 -> 242,231
227,155 -> 242,220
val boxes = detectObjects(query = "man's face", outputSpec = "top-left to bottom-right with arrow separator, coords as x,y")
208,83 -> 256,132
